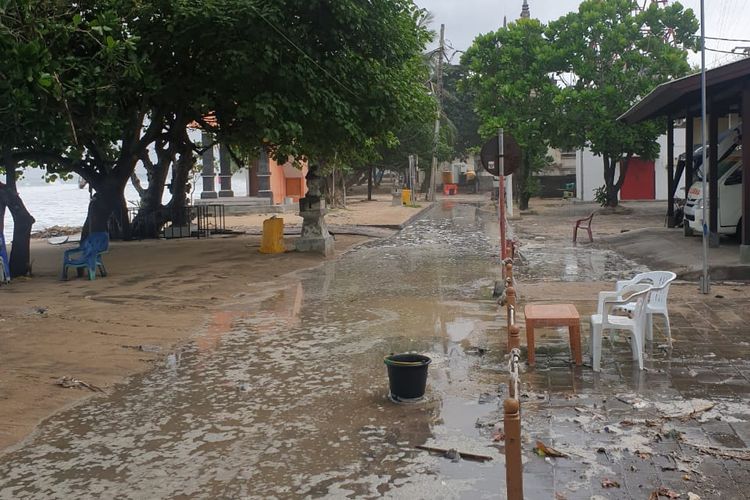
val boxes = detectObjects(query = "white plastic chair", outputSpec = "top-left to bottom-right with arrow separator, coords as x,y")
615,271 -> 676,346
590,283 -> 651,372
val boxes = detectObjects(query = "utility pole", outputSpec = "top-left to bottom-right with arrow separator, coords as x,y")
429,24 -> 445,202
699,0 -> 710,294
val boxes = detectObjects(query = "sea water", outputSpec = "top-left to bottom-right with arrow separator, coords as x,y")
1,172 -> 248,243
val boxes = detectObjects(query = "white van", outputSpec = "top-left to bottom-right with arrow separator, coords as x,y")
684,125 -> 743,236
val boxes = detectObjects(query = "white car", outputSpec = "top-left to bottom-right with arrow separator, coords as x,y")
684,126 -> 743,235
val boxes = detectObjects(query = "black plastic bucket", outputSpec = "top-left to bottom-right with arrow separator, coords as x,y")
384,353 -> 432,401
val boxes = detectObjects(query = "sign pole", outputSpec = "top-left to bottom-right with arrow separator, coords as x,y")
498,129 -> 507,260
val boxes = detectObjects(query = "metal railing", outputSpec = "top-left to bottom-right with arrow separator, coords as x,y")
503,262 -> 523,500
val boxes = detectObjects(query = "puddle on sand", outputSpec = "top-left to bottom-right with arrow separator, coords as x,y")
5,202 -> 746,498
0,202 -> 512,499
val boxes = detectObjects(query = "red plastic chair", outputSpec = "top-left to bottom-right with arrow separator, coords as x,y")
573,213 -> 594,243
442,183 -> 458,195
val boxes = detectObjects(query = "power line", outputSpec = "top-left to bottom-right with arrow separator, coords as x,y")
248,4 -> 361,100
705,35 -> 750,43
705,46 -> 748,55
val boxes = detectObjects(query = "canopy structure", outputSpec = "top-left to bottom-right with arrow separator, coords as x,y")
619,58 -> 750,262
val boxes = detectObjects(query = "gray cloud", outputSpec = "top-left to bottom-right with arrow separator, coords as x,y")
416,0 -> 750,67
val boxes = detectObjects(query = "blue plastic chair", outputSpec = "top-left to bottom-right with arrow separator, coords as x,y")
0,234 -> 9,283
61,232 -> 109,280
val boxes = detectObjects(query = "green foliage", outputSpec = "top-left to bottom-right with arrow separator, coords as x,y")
443,64 -> 482,160
1,0 -> 433,232
593,185 -> 608,207
462,18 -> 557,209
546,0 -> 698,205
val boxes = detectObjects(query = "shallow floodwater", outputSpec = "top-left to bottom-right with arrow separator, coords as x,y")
0,202 -> 509,498
4,201 -> 745,499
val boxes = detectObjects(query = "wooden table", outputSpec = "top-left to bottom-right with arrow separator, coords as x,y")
524,303 -> 582,366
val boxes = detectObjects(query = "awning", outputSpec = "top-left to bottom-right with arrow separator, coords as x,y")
618,57 -> 750,124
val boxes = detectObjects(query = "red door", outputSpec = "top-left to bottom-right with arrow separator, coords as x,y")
620,158 -> 655,200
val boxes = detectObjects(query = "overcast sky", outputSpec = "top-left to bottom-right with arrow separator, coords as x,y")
415,0 -> 750,68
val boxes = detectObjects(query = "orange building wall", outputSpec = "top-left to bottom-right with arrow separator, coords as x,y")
269,159 -> 307,204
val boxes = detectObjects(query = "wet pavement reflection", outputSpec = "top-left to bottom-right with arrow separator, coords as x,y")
0,202 -> 508,499
1,201 -> 749,499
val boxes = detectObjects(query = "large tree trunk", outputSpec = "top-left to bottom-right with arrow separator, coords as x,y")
603,156 -> 618,207
603,154 -> 632,208
82,176 -> 131,240
166,136 -> 196,225
1,160 -> 35,277
367,167 -> 373,201
518,150 -> 532,211
131,140 -> 174,239
130,117 -> 199,238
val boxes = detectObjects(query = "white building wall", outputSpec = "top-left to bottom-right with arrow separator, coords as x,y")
576,149 -> 605,201
576,133 -> 687,202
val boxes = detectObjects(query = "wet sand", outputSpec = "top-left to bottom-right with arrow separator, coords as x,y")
0,196 -> 424,452
2,195 -> 749,498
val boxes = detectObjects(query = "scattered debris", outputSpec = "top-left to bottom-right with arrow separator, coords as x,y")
444,448 -> 461,463
54,376 -> 103,392
649,487 -> 680,499
415,445 -> 492,463
492,431 -> 505,442
534,440 -> 568,458
478,392 -> 495,404
121,344 -> 162,353
601,478 -> 620,488
686,443 -> 750,461
465,346 -> 488,356
32,225 -> 81,239
664,429 -> 684,441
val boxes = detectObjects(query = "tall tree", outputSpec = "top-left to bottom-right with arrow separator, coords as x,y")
547,0 -> 698,206
443,64 -> 481,161
2,0 -> 434,244
0,0 -> 146,272
462,18 -> 557,210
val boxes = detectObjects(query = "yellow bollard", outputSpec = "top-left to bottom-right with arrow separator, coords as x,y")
260,216 -> 285,254
401,188 -> 412,205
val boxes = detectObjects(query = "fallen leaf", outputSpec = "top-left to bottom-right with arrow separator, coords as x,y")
601,478 -> 620,488
636,450 -> 652,459
492,431 -> 505,442
554,492 -> 567,500
534,440 -> 568,458
682,474 -> 691,481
